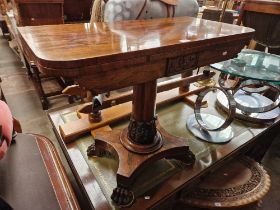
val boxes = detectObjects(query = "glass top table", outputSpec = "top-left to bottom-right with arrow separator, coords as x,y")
211,49 -> 280,84
188,49 -> 280,144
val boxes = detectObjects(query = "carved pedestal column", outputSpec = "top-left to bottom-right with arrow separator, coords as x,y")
87,80 -> 195,207
120,80 -> 163,154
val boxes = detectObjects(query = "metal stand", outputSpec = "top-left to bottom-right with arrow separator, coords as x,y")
187,86 -> 236,143
187,113 -> 234,143
187,78 -> 280,143
217,89 -> 280,123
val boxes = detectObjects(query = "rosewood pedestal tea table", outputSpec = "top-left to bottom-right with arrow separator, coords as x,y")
18,17 -> 254,206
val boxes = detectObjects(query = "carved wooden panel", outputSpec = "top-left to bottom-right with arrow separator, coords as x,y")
166,53 -> 198,76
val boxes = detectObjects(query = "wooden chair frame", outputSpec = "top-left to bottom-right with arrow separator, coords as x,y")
237,0 -> 280,26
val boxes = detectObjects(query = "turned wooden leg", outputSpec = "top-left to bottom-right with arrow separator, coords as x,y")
121,80 -> 163,154
30,64 -> 49,110
23,56 -> 33,79
111,186 -> 134,207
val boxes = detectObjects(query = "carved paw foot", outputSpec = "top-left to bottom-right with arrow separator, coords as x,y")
172,150 -> 196,167
183,150 -> 196,166
87,143 -> 107,157
87,140 -> 117,159
111,186 -> 134,207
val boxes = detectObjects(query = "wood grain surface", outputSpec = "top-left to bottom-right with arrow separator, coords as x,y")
18,17 -> 254,92
12,0 -> 64,26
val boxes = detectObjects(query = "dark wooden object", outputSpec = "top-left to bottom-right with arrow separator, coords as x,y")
11,0 -> 64,26
0,17 -> 9,38
11,0 -> 76,109
0,0 -> 10,38
28,61 -> 74,109
0,133 -> 80,210
237,0 -> 280,23
18,16 -> 254,206
11,0 -> 93,24
202,8 -> 234,24
64,0 -> 92,22
177,156 -> 271,209
237,0 -> 280,50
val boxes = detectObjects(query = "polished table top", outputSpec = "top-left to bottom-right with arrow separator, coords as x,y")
18,17 -> 253,64
211,49 -> 280,83
18,16 -> 254,92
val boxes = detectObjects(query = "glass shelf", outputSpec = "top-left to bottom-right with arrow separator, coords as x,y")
211,49 -> 280,84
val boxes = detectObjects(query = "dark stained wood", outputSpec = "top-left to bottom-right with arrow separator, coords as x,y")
130,117 -> 280,210
10,0 -> 92,24
91,124 -> 195,185
13,117 -> 22,133
12,0 -> 64,26
236,0 -> 280,51
179,71 -> 193,92
132,80 -> 157,122
11,0 -> 69,110
64,0 -> 92,22
237,0 -> 280,26
124,79 -> 161,153
15,0 -> 63,2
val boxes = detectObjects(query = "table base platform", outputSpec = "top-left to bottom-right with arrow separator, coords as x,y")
88,124 -> 195,206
